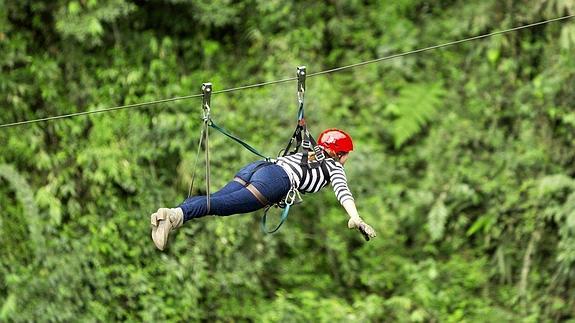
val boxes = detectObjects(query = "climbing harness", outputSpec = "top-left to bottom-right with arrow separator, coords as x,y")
189,66 -> 329,234
261,187 -> 302,233
261,66 -> 330,234
281,67 -> 331,178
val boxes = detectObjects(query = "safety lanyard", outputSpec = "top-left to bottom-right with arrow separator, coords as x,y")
188,83 -> 213,212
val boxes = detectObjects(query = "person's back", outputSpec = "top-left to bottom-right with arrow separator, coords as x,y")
275,152 -> 354,204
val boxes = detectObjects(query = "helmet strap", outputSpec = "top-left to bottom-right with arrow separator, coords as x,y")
324,148 -> 339,161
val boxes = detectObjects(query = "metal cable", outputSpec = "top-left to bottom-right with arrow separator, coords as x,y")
0,94 -> 203,129
212,76 -> 297,95
308,14 -> 575,78
1,14 -> 573,129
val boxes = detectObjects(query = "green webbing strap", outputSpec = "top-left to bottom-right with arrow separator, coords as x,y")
209,120 -> 269,160
261,204 -> 291,234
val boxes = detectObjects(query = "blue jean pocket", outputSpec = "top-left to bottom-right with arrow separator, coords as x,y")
235,160 -> 270,182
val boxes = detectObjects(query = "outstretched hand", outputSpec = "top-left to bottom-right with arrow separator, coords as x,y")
348,217 -> 377,241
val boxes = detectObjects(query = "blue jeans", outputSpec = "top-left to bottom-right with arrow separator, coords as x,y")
179,160 -> 291,222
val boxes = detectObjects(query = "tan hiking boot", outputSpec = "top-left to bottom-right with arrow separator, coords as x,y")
150,208 -> 184,250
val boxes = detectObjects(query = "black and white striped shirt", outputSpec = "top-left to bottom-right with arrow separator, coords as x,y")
275,153 -> 354,204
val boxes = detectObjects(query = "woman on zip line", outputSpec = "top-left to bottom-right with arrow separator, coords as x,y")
150,128 -> 377,250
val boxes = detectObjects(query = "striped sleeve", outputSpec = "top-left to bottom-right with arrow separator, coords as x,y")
326,160 -> 354,204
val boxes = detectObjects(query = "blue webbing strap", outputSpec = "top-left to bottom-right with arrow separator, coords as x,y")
261,204 -> 291,234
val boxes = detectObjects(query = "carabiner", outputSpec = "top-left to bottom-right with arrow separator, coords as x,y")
201,82 -> 212,121
285,188 -> 297,206
297,66 -> 306,105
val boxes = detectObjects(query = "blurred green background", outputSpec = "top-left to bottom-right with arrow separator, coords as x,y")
1,0 -> 575,322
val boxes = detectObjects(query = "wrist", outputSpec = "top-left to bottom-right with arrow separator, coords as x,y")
349,215 -> 361,221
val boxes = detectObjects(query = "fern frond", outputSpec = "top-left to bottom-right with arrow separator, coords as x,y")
536,174 -> 575,198
428,193 -> 449,241
562,192 -> 575,233
0,164 -> 44,256
386,82 -> 445,148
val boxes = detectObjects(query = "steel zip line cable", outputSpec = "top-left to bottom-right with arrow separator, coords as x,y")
0,93 -> 204,129
307,14 -> 575,77
1,14 -> 573,129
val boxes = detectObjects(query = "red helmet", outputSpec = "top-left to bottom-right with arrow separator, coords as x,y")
317,128 -> 354,154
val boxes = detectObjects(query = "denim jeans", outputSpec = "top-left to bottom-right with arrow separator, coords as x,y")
179,160 -> 291,222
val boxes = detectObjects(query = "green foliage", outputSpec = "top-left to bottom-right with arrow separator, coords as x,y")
428,193 -> 448,241
55,0 -> 136,45
386,82 -> 446,148
0,164 -> 44,257
1,0 -> 574,321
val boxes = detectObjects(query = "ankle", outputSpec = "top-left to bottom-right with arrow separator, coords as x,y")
172,207 -> 183,218
169,208 -> 184,228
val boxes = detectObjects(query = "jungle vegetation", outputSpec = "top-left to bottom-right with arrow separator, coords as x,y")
1,0 -> 575,321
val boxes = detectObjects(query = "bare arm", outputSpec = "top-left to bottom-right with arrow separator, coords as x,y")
342,199 -> 361,221
325,160 -> 376,240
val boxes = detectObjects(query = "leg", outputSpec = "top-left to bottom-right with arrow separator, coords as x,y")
151,162 -> 291,250
151,182 -> 246,251
179,160 -> 270,206
181,186 -> 264,221
181,164 -> 291,221
179,180 -> 243,206
249,164 -> 292,204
